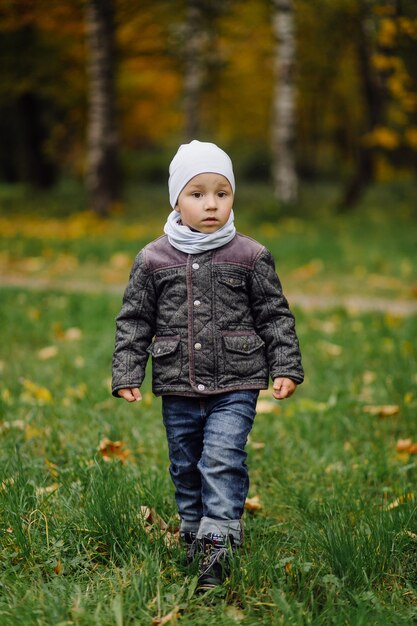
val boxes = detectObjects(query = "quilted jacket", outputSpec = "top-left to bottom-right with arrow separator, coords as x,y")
112,233 -> 304,397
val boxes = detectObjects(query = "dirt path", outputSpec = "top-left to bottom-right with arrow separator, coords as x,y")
2,273 -> 417,316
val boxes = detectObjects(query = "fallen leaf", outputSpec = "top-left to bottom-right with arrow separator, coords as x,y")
38,346 -> 59,360
64,327 -> 82,341
54,560 -> 62,575
386,493 -> 415,510
20,378 -> 52,403
225,606 -> 245,622
362,371 -> 376,385
364,405 -> 400,417
0,420 -> 26,434
74,356 -> 85,368
151,606 -> 180,626
318,341 -> 343,356
397,438 -> 412,452
98,437 -> 131,463
139,506 -> 179,545
36,483 -> 59,496
403,530 -> 417,540
290,259 -> 323,280
250,441 -> 266,450
110,252 -> 132,269
45,459 -> 59,479
139,506 -> 168,530
256,400 -> 276,414
396,438 -> 417,454
325,462 -> 344,474
25,424 -> 48,441
245,495 -> 262,512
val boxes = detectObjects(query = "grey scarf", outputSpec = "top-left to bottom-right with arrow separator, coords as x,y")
163,210 -> 236,254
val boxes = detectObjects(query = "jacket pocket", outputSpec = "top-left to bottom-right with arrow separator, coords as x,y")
217,274 -> 246,288
147,335 -> 181,384
222,332 -> 267,379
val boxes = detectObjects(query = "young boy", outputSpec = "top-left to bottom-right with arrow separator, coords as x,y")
112,140 -> 303,589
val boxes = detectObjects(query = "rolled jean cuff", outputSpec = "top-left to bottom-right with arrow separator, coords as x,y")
180,519 -> 201,534
197,516 -> 242,544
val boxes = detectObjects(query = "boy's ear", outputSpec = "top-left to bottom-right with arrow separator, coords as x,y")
174,206 -> 180,212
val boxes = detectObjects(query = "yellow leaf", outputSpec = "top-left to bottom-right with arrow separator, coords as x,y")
363,405 -> 400,417
20,378 -> 52,403
24,424 -> 46,441
403,530 -> 417,540
151,606 -> 180,626
396,438 -> 417,454
245,495 -> 262,512
225,606 -> 246,622
318,341 -> 343,356
45,459 -> 59,479
98,437 -> 131,463
256,400 -> 276,414
250,441 -> 266,450
110,252 -> 132,269
362,127 -> 400,150
38,346 -> 59,360
386,493 -> 415,510
1,388 -> 11,403
405,127 -> 417,150
290,259 -> 323,280
0,420 -> 26,434
36,483 -> 59,496
362,371 -> 376,385
64,327 -> 82,341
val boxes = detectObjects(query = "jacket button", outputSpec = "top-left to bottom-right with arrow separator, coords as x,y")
194,342 -> 202,350
197,384 -> 205,391
194,300 -> 201,306
192,262 -> 200,270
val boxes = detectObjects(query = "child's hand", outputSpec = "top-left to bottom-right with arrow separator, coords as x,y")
117,388 -> 142,402
272,377 -> 297,400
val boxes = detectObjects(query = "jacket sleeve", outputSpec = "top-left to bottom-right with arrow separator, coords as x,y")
249,248 -> 304,384
111,251 -> 156,397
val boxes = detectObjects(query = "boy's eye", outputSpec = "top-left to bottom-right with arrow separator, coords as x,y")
218,192 -> 227,198
192,192 -> 202,198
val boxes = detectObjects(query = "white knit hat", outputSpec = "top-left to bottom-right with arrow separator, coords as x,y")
168,140 -> 235,208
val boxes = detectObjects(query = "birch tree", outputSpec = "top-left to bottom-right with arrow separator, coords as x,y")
271,0 -> 298,204
85,0 -> 120,216
182,0 -> 206,140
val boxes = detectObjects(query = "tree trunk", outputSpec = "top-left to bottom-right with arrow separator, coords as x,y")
271,0 -> 298,204
339,11 -> 385,209
85,0 -> 120,216
182,0 -> 205,141
15,91 -> 57,188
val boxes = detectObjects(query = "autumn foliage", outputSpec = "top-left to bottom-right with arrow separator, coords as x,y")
0,0 -> 416,186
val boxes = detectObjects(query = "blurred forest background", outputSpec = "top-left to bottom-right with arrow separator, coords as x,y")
2,4 -> 417,623
1,0 -> 417,215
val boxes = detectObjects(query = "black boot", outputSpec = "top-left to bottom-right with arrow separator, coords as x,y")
197,533 -> 235,590
180,531 -> 200,565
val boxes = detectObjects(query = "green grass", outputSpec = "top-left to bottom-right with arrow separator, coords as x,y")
0,180 -> 417,624
1,286 -> 417,625
1,179 -> 416,300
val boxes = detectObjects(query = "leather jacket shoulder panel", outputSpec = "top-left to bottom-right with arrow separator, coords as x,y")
144,235 -> 187,271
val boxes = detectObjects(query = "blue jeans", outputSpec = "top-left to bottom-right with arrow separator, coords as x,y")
162,390 -> 259,543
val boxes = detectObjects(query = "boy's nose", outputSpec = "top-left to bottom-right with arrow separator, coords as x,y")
204,194 -> 217,209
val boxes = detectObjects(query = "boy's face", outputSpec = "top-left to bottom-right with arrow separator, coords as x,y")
176,173 -> 233,233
